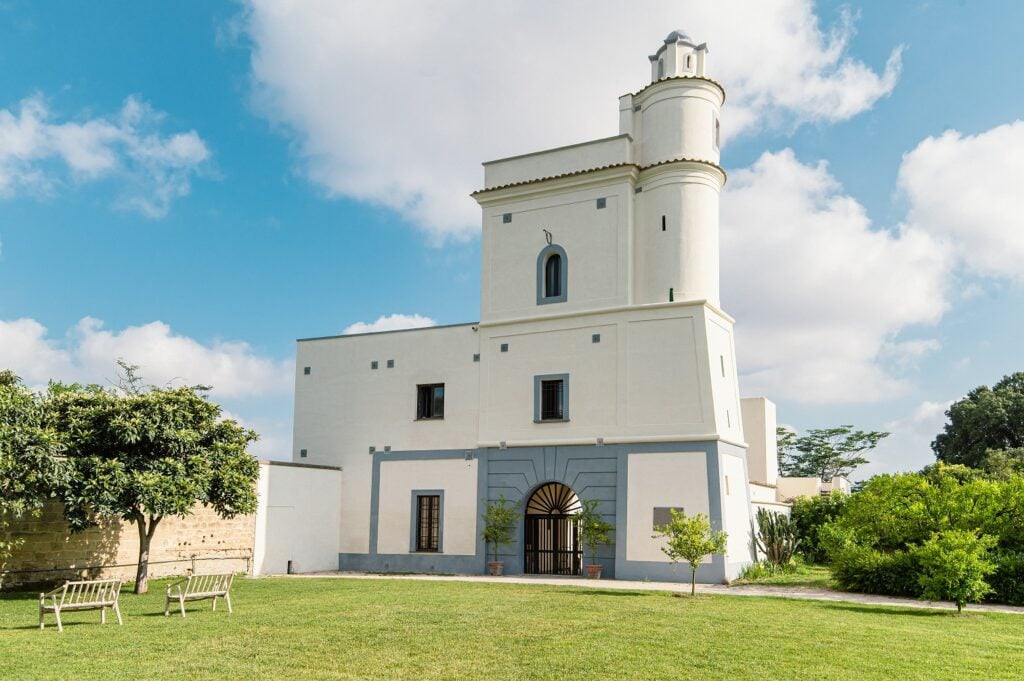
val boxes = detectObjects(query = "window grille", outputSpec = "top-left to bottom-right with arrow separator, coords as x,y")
540,379 -> 564,421
416,495 -> 440,552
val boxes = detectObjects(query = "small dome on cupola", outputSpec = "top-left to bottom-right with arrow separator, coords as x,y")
664,29 -> 694,45
648,28 -> 709,82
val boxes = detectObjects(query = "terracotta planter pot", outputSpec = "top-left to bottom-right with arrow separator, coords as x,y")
585,564 -> 603,579
487,561 -> 504,576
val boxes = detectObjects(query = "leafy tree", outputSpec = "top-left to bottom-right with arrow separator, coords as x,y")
933,372 -> 1024,470
0,371 -> 65,572
46,363 -> 259,594
914,530 -> 997,613
652,508 -> 727,596
790,492 -> 847,563
821,466 -> 1024,603
777,425 -> 889,480
576,498 -> 614,567
480,495 -> 519,565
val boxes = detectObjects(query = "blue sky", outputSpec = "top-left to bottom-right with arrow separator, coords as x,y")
1,1 -> 1022,475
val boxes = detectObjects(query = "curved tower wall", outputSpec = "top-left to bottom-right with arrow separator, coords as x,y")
628,75 -> 724,308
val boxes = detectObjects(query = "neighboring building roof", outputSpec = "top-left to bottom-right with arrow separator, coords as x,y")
471,156 -> 726,196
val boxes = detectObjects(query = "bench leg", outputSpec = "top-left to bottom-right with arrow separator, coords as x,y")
54,607 -> 63,633
164,595 -> 170,617
101,606 -> 106,625
212,596 -> 217,612
39,602 -> 44,630
225,592 -> 233,614
113,601 -> 123,626
178,595 -> 186,618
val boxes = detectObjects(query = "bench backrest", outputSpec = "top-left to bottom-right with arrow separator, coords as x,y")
58,579 -> 121,606
185,573 -> 233,595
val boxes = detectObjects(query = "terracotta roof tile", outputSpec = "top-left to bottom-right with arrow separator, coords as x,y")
471,157 -> 726,196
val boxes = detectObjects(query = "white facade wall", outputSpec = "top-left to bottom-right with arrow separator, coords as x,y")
634,83 -> 721,167
477,302 -> 740,446
626,451 -> 710,563
483,135 -> 632,189
293,324 -> 480,554
721,452 -> 755,576
252,462 -> 343,575
376,459 -> 478,555
632,165 -> 722,306
479,176 -> 634,322
741,397 -> 779,485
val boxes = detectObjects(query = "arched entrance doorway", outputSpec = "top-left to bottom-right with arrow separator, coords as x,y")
524,482 -> 583,575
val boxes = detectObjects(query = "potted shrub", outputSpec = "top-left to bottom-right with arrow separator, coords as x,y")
481,494 -> 519,576
577,499 -> 614,579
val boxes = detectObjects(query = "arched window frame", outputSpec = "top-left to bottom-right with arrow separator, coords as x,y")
536,244 -> 568,305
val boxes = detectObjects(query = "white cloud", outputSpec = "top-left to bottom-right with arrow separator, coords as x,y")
342,313 -> 437,335
880,338 -> 942,369
222,410 -> 292,461
898,121 -> 1024,283
857,400 -> 951,478
241,0 -> 901,239
722,149 -> 952,404
0,94 -> 210,217
0,317 -> 291,399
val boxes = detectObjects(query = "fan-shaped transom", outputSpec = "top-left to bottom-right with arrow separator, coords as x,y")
525,482 -> 581,516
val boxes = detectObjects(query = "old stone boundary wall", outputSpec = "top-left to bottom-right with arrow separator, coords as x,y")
1,501 -> 255,590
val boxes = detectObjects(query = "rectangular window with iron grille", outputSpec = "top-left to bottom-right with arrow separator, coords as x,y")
416,383 -> 445,420
534,373 -> 569,422
415,495 -> 440,552
540,379 -> 564,420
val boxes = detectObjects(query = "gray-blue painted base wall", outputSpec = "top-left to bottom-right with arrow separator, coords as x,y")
348,440 -> 753,584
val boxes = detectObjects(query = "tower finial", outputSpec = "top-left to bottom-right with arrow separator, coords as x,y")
648,30 -> 709,81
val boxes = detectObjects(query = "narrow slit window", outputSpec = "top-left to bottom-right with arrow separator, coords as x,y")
661,215 -> 666,232
720,355 -> 726,377
658,59 -> 665,79
415,495 -> 440,552
714,117 -> 720,148
686,54 -> 693,69
416,383 -> 445,420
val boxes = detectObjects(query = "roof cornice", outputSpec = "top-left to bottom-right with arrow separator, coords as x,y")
471,156 -> 726,199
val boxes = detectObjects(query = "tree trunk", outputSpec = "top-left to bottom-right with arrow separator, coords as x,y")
133,514 -> 162,594
691,566 -> 697,596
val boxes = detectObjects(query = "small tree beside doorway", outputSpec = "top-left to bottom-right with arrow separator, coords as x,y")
653,508 -> 728,596
481,494 -> 519,576
576,498 -> 614,579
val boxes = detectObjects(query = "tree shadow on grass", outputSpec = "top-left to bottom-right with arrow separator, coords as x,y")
556,588 -> 652,598
813,601 -> 955,618
0,590 -> 42,602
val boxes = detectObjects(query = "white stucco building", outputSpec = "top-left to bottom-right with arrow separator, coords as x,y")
256,31 -> 789,583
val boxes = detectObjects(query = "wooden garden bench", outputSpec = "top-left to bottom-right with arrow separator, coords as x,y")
164,573 -> 235,617
39,578 -> 123,632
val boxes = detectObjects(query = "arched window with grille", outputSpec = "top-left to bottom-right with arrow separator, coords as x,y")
536,244 -> 568,305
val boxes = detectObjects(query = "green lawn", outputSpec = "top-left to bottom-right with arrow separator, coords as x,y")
732,561 -> 835,588
2,577 -> 1022,680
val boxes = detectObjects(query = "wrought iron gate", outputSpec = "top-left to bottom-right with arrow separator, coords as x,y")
524,515 -> 581,575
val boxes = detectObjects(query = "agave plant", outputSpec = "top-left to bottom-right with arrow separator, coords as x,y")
754,508 -> 801,567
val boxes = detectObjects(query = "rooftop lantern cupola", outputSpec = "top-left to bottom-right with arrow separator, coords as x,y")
649,29 -> 709,82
